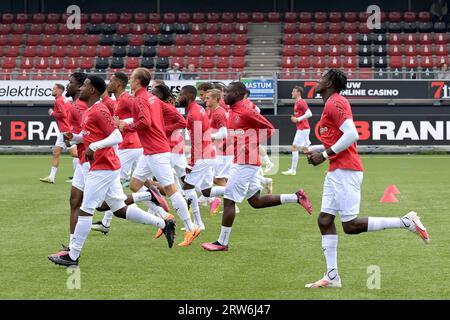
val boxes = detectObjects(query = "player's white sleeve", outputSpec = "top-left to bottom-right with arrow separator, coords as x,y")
254,106 -> 261,113
296,109 -> 312,121
70,133 -> 84,145
123,118 -> 134,124
308,145 -> 325,152
330,119 -> 359,154
210,126 -> 228,140
89,129 -> 123,151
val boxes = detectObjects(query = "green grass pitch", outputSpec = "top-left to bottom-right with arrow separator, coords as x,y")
0,154 -> 449,299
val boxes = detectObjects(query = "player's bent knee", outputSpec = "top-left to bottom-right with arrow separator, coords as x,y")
201,188 -> 211,197
129,178 -> 144,192
113,206 -> 127,219
164,183 -> 178,196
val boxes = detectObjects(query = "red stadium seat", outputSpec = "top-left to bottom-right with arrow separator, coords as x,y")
268,12 -> 280,22
419,45 -> 433,56
89,13 -> 103,24
344,12 -> 357,22
163,13 -> 176,24
72,24 -> 87,35
80,57 -> 94,70
343,56 -> 357,68
314,22 -> 327,33
314,12 -> 327,23
235,23 -> 248,34
388,33 -> 402,45
174,34 -> 188,45
82,46 -> 97,57
404,34 -> 417,45
328,56 -> 341,68
283,23 -> 297,34
41,35 -> 54,46
47,69 -> 65,80
131,24 -> 145,35
105,13 -> 118,24
281,68 -> 296,79
129,34 -> 143,46
58,24 -> 70,35
55,35 -> 70,46
125,57 -> 139,69
284,12 -> 297,23
435,33 -> 447,44
35,57 -> 49,69
71,35 -> 84,46
436,55 -> 449,66
38,46 -> 52,57
158,46 -> 172,57
207,12 -> 220,23
230,67 -> 244,75
298,45 -> 311,56
389,56 -> 403,68
329,12 -> 342,22
236,12 -> 249,23
358,22 -> 370,34
419,33 -> 433,45
405,45 -> 417,56
328,22 -> 342,33
189,34 -> 202,45
218,34 -> 231,45
436,44 -> 448,56
9,35 -> 24,45
119,13 -> 133,24
233,45 -> 247,56
178,12 -> 191,24
298,34 -> 310,45
188,45 -> 201,57
205,23 -> 218,34
65,57 -> 79,69
12,24 -> 25,34
234,34 -> 247,45
50,57 -> 64,69
148,13 -> 160,24
187,57 -> 200,68
6,46 -> 20,57
86,34 -> 100,46
216,57 -> 230,68
297,23 -> 310,34
43,24 -> 58,35
1,13 -> 14,24
232,56 -> 245,68
16,13 -> 28,24
344,68 -> 358,79
420,56 -> 434,68
26,34 -> 41,46
147,24 -> 160,35
67,46 -> 81,57
297,56 -> 311,68
201,57 -> 214,69
0,34 -> 7,46
418,11 -> 431,22
192,12 -> 205,23
20,57 -> 34,69
173,45 -> 186,57
199,68 -> 213,79
0,24 -> 11,34
313,34 -> 326,45
252,12 -> 265,22
403,11 -> 416,22
282,45 -> 295,56
328,45 -> 341,56
16,69 -> 32,80
23,46 -> 36,57
281,56 -> 295,68
283,34 -> 296,45
219,23 -> 232,34
117,24 -> 130,35
312,57 -> 326,69
343,22 -> 357,33
2,57 -> 16,69
328,34 -> 342,45
299,12 -> 312,23
53,46 -> 67,57
190,23 -> 204,34
388,45 -> 402,56
204,34 -> 217,45
134,13 -> 147,24
170,57 -> 184,69
215,68 -> 231,80
388,11 -> 402,22
405,56 -> 418,68
98,46 -> 113,57
343,33 -> 357,45
203,45 -> 217,57
32,13 -> 46,24
313,45 -> 326,56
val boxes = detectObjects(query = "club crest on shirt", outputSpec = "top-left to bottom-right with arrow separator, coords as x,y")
149,96 -> 156,105
234,115 -> 240,123
319,126 -> 328,135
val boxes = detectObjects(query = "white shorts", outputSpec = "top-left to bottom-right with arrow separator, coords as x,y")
214,155 -> 233,179
171,152 -> 188,178
54,132 -> 76,150
321,169 -> 363,222
132,152 -> 175,187
184,158 -> 215,190
224,164 -> 263,203
293,129 -> 311,148
80,169 -> 127,214
117,148 -> 143,180
72,160 -> 90,191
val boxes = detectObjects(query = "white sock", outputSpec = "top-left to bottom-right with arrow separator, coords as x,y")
69,233 -> 74,246
210,186 -> 225,197
102,210 -> 114,227
72,158 -> 78,171
132,191 -> 152,203
322,235 -> 338,281
125,204 -> 165,228
185,189 -> 204,228
49,166 -> 58,180
218,226 -> 232,246
170,191 -> 195,232
69,215 -> 93,260
280,194 -> 297,204
148,201 -> 170,220
291,151 -> 299,171
368,217 -> 407,231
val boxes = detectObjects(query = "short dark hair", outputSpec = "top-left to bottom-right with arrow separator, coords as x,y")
55,83 -> 65,91
71,72 -> 88,86
212,82 -> 226,90
245,88 -> 251,96
154,84 -> 175,103
87,75 -> 106,95
197,82 -> 214,92
113,71 -> 128,88
228,81 -> 247,98
293,86 -> 304,95
181,85 -> 197,99
325,69 -> 347,92
134,67 -> 152,87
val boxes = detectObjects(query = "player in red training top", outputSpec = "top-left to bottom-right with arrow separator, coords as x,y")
304,69 -> 430,288
116,68 -> 197,247
178,85 -> 224,232
40,83 -> 77,184
201,82 -> 313,252
282,86 -> 312,176
48,75 -> 175,266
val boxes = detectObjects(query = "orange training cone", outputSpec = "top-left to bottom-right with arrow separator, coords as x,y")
385,184 -> 400,195
380,192 -> 399,203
